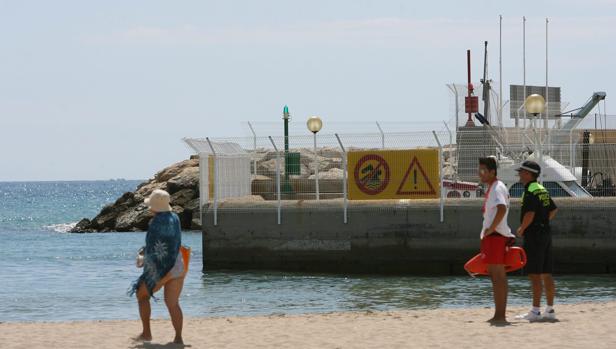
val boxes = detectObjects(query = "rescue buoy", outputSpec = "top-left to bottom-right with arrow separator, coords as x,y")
464,247 -> 527,276
179,245 -> 191,275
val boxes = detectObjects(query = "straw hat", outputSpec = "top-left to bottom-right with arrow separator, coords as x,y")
144,189 -> 172,212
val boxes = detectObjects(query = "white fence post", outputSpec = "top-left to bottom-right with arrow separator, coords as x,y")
247,122 -> 257,175
269,136 -> 282,225
572,133 -> 580,180
376,121 -> 385,149
198,152 -> 208,223
569,128 -> 575,173
537,125 -> 545,184
443,121 -> 453,148
205,137 -> 218,226
432,131 -> 444,223
313,133 -> 320,202
447,84 -> 460,130
443,122 -> 453,169
335,133 -> 348,224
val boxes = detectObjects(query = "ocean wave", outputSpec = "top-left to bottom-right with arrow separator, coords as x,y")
44,222 -> 78,233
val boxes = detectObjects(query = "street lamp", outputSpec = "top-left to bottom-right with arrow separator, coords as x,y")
307,116 -> 323,201
524,93 -> 545,116
525,93 -> 546,182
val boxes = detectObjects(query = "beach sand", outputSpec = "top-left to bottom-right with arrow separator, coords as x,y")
1,302 -> 615,349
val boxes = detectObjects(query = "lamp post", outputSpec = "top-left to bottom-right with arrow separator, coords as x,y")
283,105 -> 290,155
282,106 -> 294,194
525,94 -> 546,182
307,116 -> 323,201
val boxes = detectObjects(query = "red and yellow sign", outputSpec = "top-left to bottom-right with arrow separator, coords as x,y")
348,149 -> 440,200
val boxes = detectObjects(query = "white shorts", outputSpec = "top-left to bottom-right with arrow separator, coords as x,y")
168,253 -> 184,279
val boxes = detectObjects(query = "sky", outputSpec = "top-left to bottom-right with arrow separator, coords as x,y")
1,0 -> 614,181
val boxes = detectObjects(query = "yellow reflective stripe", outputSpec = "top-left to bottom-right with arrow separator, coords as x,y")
528,182 -> 545,193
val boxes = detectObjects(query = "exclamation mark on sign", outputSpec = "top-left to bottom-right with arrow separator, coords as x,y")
413,169 -> 418,190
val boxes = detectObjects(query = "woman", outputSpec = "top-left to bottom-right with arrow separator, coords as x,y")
130,189 -> 188,344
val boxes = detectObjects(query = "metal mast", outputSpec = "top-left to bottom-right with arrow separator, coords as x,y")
481,41 -> 491,124
499,15 -> 503,128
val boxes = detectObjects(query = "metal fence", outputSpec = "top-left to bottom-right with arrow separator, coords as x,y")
185,131 -> 449,224
454,127 -> 616,199
185,125 -> 616,226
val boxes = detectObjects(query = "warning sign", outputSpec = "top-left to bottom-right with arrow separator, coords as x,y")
348,149 -> 440,200
396,156 -> 437,196
353,154 -> 391,195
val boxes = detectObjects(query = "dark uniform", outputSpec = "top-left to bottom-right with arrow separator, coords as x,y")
521,181 -> 557,274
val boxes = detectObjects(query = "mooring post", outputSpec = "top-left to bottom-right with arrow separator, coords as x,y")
335,133 -> 348,224
432,131 -> 444,223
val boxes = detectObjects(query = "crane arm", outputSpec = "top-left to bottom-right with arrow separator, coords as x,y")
562,92 -> 606,130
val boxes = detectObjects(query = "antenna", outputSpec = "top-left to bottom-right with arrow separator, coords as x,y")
480,41 -> 491,124
499,15 -> 503,128
522,16 -> 526,129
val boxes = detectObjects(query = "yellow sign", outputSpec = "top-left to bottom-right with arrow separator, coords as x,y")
348,149 -> 440,200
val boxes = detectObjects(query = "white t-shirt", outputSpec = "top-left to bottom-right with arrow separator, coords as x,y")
481,180 -> 513,239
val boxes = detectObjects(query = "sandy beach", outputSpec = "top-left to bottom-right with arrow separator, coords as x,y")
1,302 -> 615,349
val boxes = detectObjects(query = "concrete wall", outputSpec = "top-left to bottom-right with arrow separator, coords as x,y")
201,198 -> 616,275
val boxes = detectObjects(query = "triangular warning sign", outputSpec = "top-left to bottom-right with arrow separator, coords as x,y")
396,156 -> 437,195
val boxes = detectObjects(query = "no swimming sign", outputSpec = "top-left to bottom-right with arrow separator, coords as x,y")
348,149 -> 440,200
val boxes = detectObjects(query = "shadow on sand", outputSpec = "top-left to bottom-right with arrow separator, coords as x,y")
131,341 -> 192,349
488,320 -> 513,327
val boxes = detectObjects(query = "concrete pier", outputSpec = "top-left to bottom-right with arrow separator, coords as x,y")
201,198 -> 616,275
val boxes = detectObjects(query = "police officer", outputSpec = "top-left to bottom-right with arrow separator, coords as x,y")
515,161 -> 559,322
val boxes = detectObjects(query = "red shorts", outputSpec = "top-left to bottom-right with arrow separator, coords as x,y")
480,234 -> 508,265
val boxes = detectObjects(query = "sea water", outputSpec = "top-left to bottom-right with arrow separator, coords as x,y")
1,181 -> 615,322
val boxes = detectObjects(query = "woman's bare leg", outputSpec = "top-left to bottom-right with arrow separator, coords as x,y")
164,277 -> 185,344
136,283 -> 152,341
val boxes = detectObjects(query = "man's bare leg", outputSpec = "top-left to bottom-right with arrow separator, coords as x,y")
529,274 -> 543,308
542,274 -> 555,306
136,283 -> 152,341
487,264 -> 508,323
164,277 -> 185,344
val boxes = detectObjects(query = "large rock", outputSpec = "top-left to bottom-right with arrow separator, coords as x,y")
257,158 -> 278,177
167,167 -> 199,194
114,204 -> 152,232
72,218 -> 92,233
308,168 -> 344,180
170,188 -> 198,207
153,159 -> 198,182
255,148 -> 343,180
70,158 -> 201,233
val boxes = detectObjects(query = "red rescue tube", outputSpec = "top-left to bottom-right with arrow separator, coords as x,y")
464,247 -> 527,276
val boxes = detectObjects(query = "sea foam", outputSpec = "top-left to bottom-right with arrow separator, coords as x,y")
44,222 -> 78,233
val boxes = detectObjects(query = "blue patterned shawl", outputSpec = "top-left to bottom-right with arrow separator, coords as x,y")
129,212 -> 182,297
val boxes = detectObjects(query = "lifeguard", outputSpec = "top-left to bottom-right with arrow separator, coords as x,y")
477,157 -> 515,324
